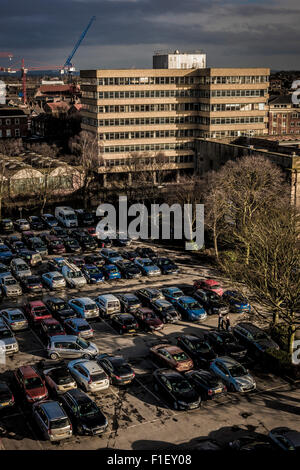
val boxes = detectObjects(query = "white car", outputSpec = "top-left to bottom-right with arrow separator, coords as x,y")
67,359 -> 110,392
68,297 -> 100,320
42,271 -> 66,290
61,262 -> 87,289
0,275 -> 22,297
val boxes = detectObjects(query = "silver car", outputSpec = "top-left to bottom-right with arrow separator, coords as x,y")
0,324 -> 19,355
42,271 -> 66,290
68,359 -> 109,392
10,258 -> 32,280
0,275 -> 22,297
47,335 -> 99,360
0,308 -> 28,331
32,400 -> 72,442
210,356 -> 256,393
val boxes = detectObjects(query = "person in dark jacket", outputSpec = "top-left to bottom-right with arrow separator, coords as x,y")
225,315 -> 231,331
218,312 -> 224,330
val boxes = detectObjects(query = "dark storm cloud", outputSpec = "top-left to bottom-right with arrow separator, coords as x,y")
0,0 -> 299,69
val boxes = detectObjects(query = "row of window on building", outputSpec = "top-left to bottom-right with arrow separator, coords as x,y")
84,103 -> 200,114
83,116 -> 200,127
200,129 -> 265,138
0,118 -> 20,125
0,129 -> 20,137
102,142 -> 194,153
104,154 -> 194,166
83,75 -> 268,86
100,129 -> 197,140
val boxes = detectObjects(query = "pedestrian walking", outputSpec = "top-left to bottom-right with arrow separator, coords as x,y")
218,312 -> 224,330
225,315 -> 231,331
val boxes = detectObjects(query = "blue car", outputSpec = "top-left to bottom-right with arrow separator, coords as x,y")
41,213 -> 58,228
64,317 -> 94,339
0,244 -> 13,263
174,296 -> 207,322
222,290 -> 251,313
48,257 -> 66,272
102,264 -> 121,280
82,264 -> 104,283
155,258 -> 180,275
133,258 -> 161,277
0,263 -> 11,277
161,286 -> 184,304
100,248 -> 123,264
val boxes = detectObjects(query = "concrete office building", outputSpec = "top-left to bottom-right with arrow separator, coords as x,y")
80,60 -> 269,182
153,50 -> 206,70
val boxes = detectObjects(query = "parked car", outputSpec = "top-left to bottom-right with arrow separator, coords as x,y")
192,289 -> 229,316
121,250 -> 139,261
84,254 -> 105,269
75,209 -> 95,227
0,244 -> 13,263
69,256 -> 85,268
135,287 -> 164,306
28,215 -> 44,231
47,335 -> 99,360
14,365 -> 48,403
60,388 -> 108,436
193,279 -> 224,296
210,356 -> 256,392
21,231 -> 35,244
97,354 -> 135,386
41,360 -> 77,396
110,313 -> 139,335
95,294 -> 120,318
42,271 -> 66,290
176,334 -> 217,368
14,219 -> 30,232
40,318 -> 66,340
20,275 -> 43,293
32,400 -> 72,441
0,324 -> 19,355
112,234 -> 131,247
64,318 -> 94,339
150,299 -> 180,323
185,370 -> 226,400
63,237 -> 81,254
204,330 -> 247,362
61,262 -> 87,289
153,369 -> 201,410
232,322 -> 280,356
45,297 -> 77,324
74,231 -> 97,251
68,359 -> 109,392
150,344 -> 194,372
17,249 -> 42,267
10,240 -> 25,254
115,293 -> 141,313
100,248 -> 123,264
161,286 -> 184,304
0,263 -> 10,277
41,234 -> 66,255
174,296 -> 207,322
134,258 -> 161,277
50,226 -> 69,240
268,427 -> 300,451
48,257 -> 66,272
0,381 -> 15,410
0,308 -> 28,331
55,206 -> 78,229
41,213 -> 58,228
27,237 -> 48,257
133,307 -> 163,332
82,264 -> 104,284
115,260 -> 142,279
228,434 -> 275,451
0,274 -> 22,297
10,258 -> 32,280
24,300 -> 52,325
0,218 -> 13,233
136,247 -> 156,259
155,257 -> 180,275
102,263 -> 121,280
68,297 -> 99,320
222,290 -> 251,313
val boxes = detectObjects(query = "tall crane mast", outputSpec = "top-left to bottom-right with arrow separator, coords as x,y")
62,16 -> 96,75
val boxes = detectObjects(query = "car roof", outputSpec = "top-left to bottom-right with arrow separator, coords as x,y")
72,297 -> 95,305
153,299 -> 172,306
51,335 -> 77,342
181,334 -> 204,342
215,356 -> 239,367
29,300 -> 45,307
163,287 -> 182,292
19,365 -> 39,378
235,322 -> 262,333
178,296 -> 197,302
138,307 -> 153,313
97,294 -> 119,301
68,318 -> 89,325
42,318 -> 59,325
40,400 -> 66,419
1,308 -> 23,314
77,360 -> 103,374
65,387 -> 91,403
156,368 -> 182,379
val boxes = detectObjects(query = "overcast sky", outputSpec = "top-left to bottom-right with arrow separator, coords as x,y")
0,0 -> 299,71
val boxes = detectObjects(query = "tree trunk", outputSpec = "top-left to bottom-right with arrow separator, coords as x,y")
213,223 -> 219,260
272,310 -> 279,325
288,323 -> 296,358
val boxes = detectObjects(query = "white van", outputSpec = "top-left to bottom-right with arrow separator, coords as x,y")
95,294 -> 120,318
55,207 -> 78,228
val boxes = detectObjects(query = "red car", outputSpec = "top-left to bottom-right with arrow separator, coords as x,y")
14,366 -> 48,404
40,318 -> 65,339
24,300 -> 53,325
150,344 -> 194,372
193,279 -> 224,296
133,307 -> 164,332
41,234 -> 66,255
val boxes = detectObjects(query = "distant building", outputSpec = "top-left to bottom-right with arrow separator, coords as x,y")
0,106 -> 28,138
153,50 -> 206,69
268,95 -> 300,136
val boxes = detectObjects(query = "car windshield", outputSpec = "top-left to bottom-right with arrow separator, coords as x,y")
76,338 -> 89,349
53,276 -> 63,281
229,365 -> 248,377
128,298 -> 138,305
122,317 -> 135,325
24,377 -> 43,389
184,302 -> 200,310
191,341 -> 211,353
85,304 -> 96,310
145,313 -> 156,319
91,372 -> 107,382
171,291 -> 183,298
54,302 -> 67,311
50,417 -> 69,429
0,246 -> 9,253
253,332 -> 269,340
33,306 -> 47,315
28,277 -> 40,285
66,214 -> 76,220
172,352 -> 188,362
170,378 -> 193,394
0,329 -> 13,339
78,401 -> 99,417
47,324 -> 63,332
10,313 -> 24,321
4,279 -> 16,286
164,306 -> 176,313
70,271 -> 83,278
78,324 -> 90,331
143,260 -> 154,266
88,267 -> 99,274
161,259 -> 172,265
18,264 -> 28,271
108,267 -> 117,273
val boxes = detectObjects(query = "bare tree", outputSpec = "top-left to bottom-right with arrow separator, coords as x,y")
0,138 -> 24,156
69,131 -> 103,209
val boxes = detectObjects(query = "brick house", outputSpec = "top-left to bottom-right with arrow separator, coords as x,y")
0,106 -> 28,138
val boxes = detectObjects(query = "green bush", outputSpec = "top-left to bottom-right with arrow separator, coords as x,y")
220,250 -> 238,262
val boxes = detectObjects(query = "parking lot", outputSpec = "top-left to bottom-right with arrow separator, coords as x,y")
0,236 -> 299,450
